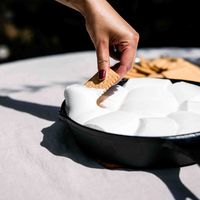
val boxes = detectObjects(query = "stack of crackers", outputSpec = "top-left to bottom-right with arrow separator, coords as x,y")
125,57 -> 200,82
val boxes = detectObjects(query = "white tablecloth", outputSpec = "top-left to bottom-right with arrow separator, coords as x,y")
0,48 -> 200,200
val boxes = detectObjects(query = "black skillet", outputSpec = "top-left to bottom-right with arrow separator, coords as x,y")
59,78 -> 200,169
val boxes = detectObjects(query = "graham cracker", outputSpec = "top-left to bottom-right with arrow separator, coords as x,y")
123,56 -> 200,82
148,65 -> 162,73
150,58 -> 169,70
148,73 -> 164,78
140,57 -> 151,69
85,68 -> 120,90
124,67 -> 146,79
162,65 -> 200,82
134,64 -> 155,75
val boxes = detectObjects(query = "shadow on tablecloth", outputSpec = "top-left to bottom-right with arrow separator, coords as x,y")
41,120 -> 102,169
41,120 -> 199,200
0,95 -> 198,200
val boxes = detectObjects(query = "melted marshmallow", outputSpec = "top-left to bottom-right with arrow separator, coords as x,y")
123,78 -> 172,91
179,94 -> 200,115
168,111 -> 200,134
99,85 -> 128,111
85,111 -> 140,136
168,81 -> 200,103
64,84 -> 108,123
120,86 -> 178,117
64,78 -> 200,137
136,117 -> 179,137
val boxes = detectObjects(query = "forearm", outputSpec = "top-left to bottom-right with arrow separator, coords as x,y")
55,0 -> 94,17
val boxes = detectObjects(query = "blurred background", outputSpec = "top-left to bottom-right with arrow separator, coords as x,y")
0,0 -> 199,63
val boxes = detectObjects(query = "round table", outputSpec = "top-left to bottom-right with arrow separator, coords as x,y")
0,48 -> 200,200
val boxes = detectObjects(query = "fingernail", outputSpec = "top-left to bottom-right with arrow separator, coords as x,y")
127,65 -> 132,71
98,70 -> 106,80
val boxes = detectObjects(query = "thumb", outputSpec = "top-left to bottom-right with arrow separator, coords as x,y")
96,41 -> 110,80
115,45 -> 135,78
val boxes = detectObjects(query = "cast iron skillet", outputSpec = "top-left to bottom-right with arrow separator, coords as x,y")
59,79 -> 200,168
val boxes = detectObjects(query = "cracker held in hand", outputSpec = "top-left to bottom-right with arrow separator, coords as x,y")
85,69 -> 120,90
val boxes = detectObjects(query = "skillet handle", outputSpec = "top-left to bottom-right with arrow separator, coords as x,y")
167,135 -> 200,165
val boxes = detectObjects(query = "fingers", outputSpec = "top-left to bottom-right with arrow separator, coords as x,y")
95,33 -> 139,80
96,40 -> 110,80
114,45 -> 134,78
115,35 -> 139,78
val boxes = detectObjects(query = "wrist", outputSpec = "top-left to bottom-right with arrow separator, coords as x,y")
68,0 -> 89,16
81,0 -> 110,20
74,0 -> 102,18
56,0 -> 109,20
55,0 -> 97,16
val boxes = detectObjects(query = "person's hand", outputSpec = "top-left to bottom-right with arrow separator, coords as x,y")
83,0 -> 139,80
56,0 -> 139,80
